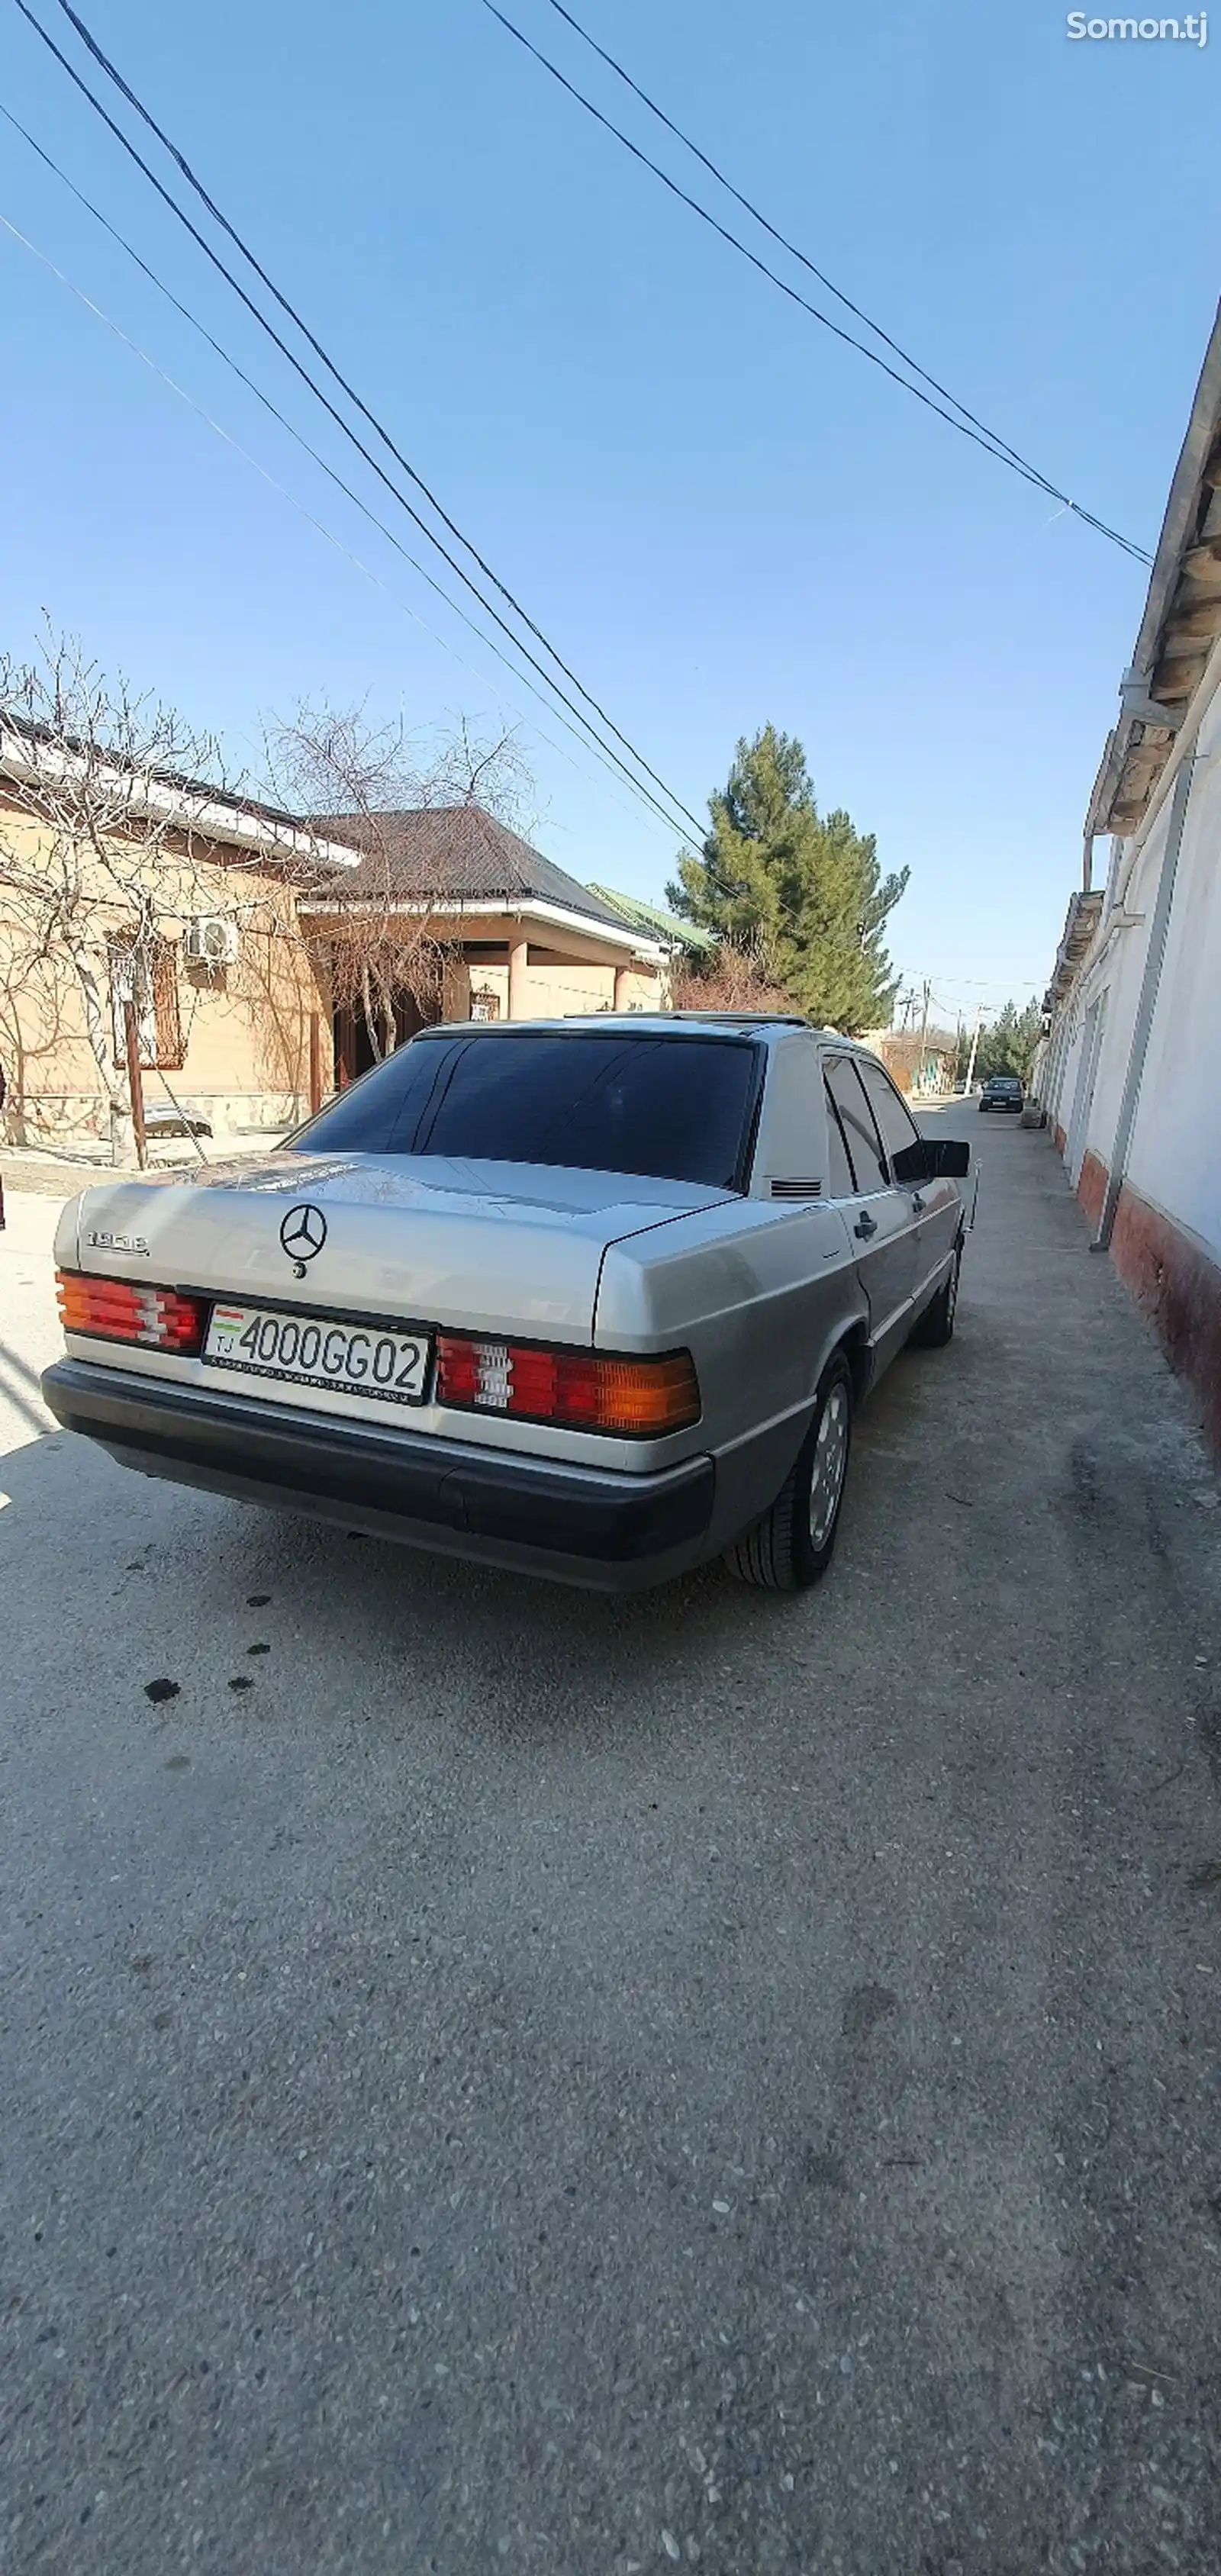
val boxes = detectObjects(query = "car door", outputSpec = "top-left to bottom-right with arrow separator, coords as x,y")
822,1055 -> 917,1369
854,1053 -> 959,1293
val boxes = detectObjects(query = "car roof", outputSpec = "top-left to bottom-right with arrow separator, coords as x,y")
422,1013 -> 862,1047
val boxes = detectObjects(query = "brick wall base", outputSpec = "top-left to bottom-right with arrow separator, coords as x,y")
1111,1184 -> 1221,1459
1077,1148 -> 1109,1232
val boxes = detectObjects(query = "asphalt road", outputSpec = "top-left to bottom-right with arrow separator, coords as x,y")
3,1109 -> 1221,2576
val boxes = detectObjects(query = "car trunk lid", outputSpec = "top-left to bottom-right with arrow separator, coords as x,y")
65,1151 -> 736,1340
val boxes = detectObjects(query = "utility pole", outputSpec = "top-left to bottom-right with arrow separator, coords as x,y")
123,1000 -> 148,1171
916,978 -> 931,1093
963,1005 -> 984,1094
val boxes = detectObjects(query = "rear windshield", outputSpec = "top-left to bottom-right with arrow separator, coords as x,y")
289,1032 -> 759,1188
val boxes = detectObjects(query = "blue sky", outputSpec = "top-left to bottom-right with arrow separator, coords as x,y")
1,0 -> 1217,1022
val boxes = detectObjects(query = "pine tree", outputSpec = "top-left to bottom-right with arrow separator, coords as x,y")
977,999 -> 1043,1081
666,726 -> 907,1034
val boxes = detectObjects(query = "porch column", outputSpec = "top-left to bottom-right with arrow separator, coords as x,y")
613,964 -> 633,1011
507,931 -> 530,1020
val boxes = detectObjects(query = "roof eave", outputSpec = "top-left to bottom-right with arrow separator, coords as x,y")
297,889 -> 666,961
1091,299 -> 1221,838
0,726 -> 359,870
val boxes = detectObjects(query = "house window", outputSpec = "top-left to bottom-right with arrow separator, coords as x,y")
109,932 -> 185,1071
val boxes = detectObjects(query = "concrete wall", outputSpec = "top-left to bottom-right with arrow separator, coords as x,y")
1040,657 -> 1221,1450
1124,680 -> 1221,1261
521,952 -> 617,1016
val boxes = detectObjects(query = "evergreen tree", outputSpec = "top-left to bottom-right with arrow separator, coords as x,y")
977,998 -> 1043,1081
667,726 -> 907,1034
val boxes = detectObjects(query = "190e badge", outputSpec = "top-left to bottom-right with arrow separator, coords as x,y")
86,1228 -> 149,1256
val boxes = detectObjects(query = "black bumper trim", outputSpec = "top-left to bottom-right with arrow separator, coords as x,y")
40,1359 -> 714,1563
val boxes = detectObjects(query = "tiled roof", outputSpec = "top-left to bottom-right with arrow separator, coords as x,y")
587,884 -> 717,952
304,806 -> 635,931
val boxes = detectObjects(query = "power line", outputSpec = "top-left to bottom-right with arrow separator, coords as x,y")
12,0 -> 706,841
475,0 -> 1153,569
45,0 -> 702,832
535,0 -> 1096,494
0,195 -> 678,837
0,112 -> 698,842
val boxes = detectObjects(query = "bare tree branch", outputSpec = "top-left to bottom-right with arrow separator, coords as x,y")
0,630 -> 283,1160
265,701 -> 537,1069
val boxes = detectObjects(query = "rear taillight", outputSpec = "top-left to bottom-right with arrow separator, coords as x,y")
436,1335 -> 700,1436
56,1270 -> 207,1357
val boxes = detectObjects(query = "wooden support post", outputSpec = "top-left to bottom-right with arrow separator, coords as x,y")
507,932 -> 530,1022
124,1000 -> 148,1170
308,1010 -> 323,1116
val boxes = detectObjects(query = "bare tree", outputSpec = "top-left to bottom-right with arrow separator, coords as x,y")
266,701 -> 536,1068
668,933 -> 797,1017
425,713 -> 536,836
0,635 -> 243,1161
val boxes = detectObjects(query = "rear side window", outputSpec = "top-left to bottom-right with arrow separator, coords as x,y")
855,1058 -> 920,1167
824,1057 -> 887,1193
291,1032 -> 759,1189
823,1082 -> 858,1196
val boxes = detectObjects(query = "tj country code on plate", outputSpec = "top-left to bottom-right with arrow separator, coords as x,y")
205,1303 -> 432,1404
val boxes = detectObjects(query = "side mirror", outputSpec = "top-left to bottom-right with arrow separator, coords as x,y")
891,1139 -> 933,1184
891,1137 -> 969,1183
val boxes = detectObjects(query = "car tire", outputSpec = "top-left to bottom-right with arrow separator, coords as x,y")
908,1241 -> 961,1349
726,1352 -> 853,1592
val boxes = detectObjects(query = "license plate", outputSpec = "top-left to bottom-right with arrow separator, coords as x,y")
203,1302 -> 432,1406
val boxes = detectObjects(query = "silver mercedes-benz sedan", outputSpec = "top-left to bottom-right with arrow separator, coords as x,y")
41,1014 -> 968,1592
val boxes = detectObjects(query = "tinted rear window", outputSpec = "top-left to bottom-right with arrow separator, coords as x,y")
290,1032 -> 758,1188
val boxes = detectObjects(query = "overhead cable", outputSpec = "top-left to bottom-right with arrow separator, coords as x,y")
0,191 -> 686,833
14,0 -> 706,836
475,0 -> 1153,568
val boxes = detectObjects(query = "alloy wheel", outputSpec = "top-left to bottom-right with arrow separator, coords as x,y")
809,1381 -> 850,1548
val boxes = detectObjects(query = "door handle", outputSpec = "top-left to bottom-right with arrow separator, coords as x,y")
911,1191 -> 926,1213
854,1211 -> 878,1240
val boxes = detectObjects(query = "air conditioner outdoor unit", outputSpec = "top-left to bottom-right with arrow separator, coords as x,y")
185,914 -> 239,966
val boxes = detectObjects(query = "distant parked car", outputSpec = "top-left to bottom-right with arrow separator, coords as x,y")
978,1074 -> 1023,1115
143,1103 -> 214,1140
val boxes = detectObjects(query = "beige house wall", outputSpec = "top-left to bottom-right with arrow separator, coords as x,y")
1,845 -> 668,1142
308,904 -> 667,1034
0,799 -> 331,1141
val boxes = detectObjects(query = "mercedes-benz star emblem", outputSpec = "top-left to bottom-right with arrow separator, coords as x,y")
279,1203 -> 327,1279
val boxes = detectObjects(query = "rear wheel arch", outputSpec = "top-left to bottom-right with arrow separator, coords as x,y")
726,1345 -> 855,1592
836,1320 -> 871,1409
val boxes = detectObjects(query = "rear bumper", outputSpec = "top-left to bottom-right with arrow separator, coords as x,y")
40,1357 -> 717,1590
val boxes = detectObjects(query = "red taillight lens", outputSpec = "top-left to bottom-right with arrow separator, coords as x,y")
56,1270 -> 207,1357
436,1335 -> 700,1435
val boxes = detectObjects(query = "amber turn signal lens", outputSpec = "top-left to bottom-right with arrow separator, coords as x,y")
56,1270 -> 207,1356
437,1335 -> 700,1436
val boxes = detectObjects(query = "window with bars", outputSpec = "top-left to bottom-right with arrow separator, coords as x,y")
108,932 -> 185,1071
